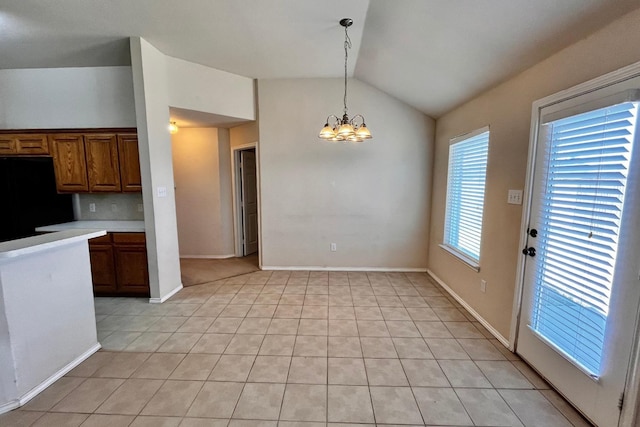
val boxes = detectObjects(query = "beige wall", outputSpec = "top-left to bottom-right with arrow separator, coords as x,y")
258,78 -> 435,269
428,7 -> 640,340
230,122 -> 259,149
172,128 -> 235,257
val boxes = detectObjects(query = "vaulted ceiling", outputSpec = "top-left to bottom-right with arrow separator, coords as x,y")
2,0 -> 639,118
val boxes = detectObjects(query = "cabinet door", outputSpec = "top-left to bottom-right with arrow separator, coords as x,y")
16,134 -> 49,155
89,244 -> 117,295
0,135 -> 16,155
49,134 -> 89,192
114,240 -> 149,296
117,133 -> 142,192
85,134 -> 121,192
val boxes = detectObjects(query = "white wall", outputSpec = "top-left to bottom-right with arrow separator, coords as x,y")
166,56 -> 255,121
172,128 -> 234,257
428,7 -> 640,339
0,67 -> 135,129
130,37 -> 182,300
258,78 -> 434,269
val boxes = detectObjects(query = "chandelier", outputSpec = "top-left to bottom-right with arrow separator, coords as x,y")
318,18 -> 372,143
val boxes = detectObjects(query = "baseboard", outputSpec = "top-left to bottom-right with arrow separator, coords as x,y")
149,283 -> 183,304
12,343 -> 101,411
180,254 -> 236,259
261,266 -> 428,272
0,400 -> 19,415
427,269 -> 510,348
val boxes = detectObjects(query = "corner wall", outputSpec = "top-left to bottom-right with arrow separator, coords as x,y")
130,37 -> 182,300
428,7 -> 640,340
257,78 -> 434,269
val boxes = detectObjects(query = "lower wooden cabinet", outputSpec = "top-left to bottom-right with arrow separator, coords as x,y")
89,232 -> 149,297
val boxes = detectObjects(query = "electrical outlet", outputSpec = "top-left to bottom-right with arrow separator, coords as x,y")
111,203 -> 118,212
157,186 -> 167,198
330,243 -> 337,252
137,203 -> 144,212
507,189 -> 523,205
480,279 -> 487,293
89,203 -> 96,213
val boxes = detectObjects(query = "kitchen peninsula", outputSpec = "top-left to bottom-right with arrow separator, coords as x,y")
0,229 -> 104,413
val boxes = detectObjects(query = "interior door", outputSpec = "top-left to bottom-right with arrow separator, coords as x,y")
241,149 -> 258,256
517,77 -> 640,426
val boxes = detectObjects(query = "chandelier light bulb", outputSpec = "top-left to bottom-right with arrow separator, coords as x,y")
169,121 -> 179,134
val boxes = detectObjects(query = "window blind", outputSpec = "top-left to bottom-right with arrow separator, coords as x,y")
531,101 -> 638,376
444,130 -> 489,262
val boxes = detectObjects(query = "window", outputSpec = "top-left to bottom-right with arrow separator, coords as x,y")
442,127 -> 490,268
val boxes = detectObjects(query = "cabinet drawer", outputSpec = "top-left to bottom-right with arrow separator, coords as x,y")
0,135 -> 17,154
112,232 -> 145,244
16,134 -> 49,155
89,234 -> 112,244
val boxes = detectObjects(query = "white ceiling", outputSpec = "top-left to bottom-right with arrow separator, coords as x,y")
1,0 -> 639,118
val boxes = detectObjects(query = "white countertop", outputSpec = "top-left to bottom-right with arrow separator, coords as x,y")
36,220 -> 145,233
0,229 -> 107,260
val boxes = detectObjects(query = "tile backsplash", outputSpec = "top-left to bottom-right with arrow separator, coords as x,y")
74,193 -> 144,220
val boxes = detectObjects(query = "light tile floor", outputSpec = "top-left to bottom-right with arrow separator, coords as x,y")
1,271 -> 592,426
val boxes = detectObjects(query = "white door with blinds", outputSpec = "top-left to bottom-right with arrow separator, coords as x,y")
517,73 -> 640,427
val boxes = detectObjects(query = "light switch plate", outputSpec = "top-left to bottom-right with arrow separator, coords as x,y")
508,189 -> 523,205
157,186 -> 167,198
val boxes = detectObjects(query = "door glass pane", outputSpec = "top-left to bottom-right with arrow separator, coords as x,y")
531,101 -> 639,376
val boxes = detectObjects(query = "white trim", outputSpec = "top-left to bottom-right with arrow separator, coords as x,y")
450,125 -> 490,145
0,400 -> 19,415
149,283 -> 183,304
261,266 -> 427,272
511,59 -> 640,351
512,60 -> 640,426
438,244 -> 480,272
180,254 -> 236,259
428,269 -> 510,349
0,343 -> 102,414
231,142 -> 261,262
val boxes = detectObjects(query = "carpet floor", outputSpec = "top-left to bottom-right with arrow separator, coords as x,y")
180,254 -> 259,287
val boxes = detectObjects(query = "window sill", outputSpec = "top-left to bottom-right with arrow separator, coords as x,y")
439,244 -> 481,272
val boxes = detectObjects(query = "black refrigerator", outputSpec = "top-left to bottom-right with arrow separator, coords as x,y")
0,157 -> 74,242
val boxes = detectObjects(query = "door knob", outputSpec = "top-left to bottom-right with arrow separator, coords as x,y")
522,247 -> 536,257
529,228 -> 538,238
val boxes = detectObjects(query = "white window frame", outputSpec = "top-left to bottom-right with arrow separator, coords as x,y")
440,126 -> 490,271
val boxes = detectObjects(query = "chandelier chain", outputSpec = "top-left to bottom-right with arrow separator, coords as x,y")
343,24 -> 351,116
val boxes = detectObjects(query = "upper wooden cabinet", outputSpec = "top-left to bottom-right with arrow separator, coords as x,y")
117,133 -> 142,192
85,134 -> 121,192
47,131 -> 142,193
49,134 -> 89,192
0,134 -> 49,155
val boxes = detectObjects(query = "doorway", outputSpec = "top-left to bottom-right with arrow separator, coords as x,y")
514,68 -> 640,426
233,145 -> 260,260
